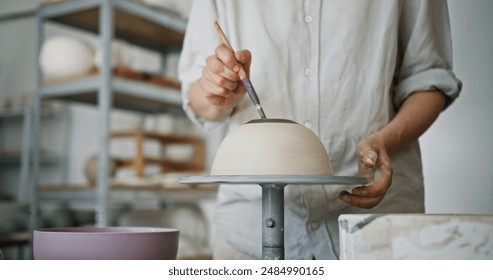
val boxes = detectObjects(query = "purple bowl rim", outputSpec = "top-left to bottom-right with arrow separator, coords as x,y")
34,226 -> 179,234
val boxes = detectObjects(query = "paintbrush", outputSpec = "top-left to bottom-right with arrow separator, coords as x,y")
214,20 -> 267,119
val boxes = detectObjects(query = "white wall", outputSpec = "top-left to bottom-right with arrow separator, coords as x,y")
421,0 -> 493,214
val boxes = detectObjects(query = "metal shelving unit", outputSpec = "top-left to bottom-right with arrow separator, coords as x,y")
0,106 -> 67,204
31,0 -> 189,230
42,76 -> 183,114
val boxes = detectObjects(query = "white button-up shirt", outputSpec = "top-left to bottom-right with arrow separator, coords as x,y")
179,0 -> 461,259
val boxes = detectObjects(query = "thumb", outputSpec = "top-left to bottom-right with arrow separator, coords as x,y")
358,145 -> 378,168
235,49 -> 252,75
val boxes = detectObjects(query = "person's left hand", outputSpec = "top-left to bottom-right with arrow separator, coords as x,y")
338,136 -> 393,208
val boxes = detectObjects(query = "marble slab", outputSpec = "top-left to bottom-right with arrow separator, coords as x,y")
338,214 -> 493,259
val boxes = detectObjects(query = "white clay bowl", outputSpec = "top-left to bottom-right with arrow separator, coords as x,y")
211,119 -> 333,176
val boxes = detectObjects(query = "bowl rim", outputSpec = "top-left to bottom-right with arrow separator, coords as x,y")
33,226 -> 179,234
246,118 -> 297,124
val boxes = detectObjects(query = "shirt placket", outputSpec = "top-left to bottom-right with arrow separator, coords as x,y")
300,0 -> 321,134
301,0 -> 337,259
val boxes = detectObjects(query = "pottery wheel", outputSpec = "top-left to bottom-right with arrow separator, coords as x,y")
179,175 -> 368,260
179,175 -> 368,185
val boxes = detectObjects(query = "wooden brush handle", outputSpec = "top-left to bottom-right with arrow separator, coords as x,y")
214,20 -> 249,80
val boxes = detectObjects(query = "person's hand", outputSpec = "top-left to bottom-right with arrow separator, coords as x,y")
200,43 -> 252,112
338,136 -> 393,208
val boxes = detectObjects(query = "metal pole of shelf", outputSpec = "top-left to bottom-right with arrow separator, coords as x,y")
160,48 -> 168,78
38,0 -> 100,18
96,0 -> 114,227
115,0 -> 187,33
0,8 -> 36,22
18,107 -> 32,204
28,10 -> 45,259
60,106 -> 71,186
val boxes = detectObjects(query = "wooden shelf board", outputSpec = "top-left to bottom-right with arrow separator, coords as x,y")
37,183 -> 217,204
38,182 -> 217,192
45,2 -> 185,51
0,150 -> 61,165
111,130 -> 202,143
0,231 -> 29,248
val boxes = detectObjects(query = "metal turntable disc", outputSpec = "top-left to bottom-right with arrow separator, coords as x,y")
179,175 -> 368,185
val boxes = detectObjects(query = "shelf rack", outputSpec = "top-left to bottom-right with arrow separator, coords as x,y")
111,131 -> 205,177
37,184 -> 217,203
0,105 -> 68,204
31,0 -> 190,231
42,75 -> 183,114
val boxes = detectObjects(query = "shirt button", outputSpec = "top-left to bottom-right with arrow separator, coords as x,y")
304,68 -> 312,76
311,222 -> 319,231
304,15 -> 313,23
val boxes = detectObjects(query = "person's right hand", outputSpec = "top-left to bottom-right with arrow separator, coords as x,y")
200,43 -> 252,111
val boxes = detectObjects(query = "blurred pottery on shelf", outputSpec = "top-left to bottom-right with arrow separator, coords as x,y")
83,154 -> 119,186
40,36 -> 95,80
94,41 -> 132,70
111,110 -> 145,131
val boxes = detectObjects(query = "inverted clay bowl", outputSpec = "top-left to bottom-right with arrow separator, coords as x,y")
211,119 -> 333,176
33,227 -> 179,260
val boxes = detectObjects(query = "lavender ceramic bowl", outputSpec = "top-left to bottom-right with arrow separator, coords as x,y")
33,227 -> 179,260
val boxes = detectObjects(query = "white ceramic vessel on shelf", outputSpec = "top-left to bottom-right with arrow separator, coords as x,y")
40,36 -> 95,80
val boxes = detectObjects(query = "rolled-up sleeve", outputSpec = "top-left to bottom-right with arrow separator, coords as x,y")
394,0 -> 462,109
178,0 -> 223,130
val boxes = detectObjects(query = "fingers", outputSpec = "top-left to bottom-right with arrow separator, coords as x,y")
358,157 -> 375,181
339,138 -> 394,209
199,44 -> 252,111
235,49 -> 252,75
201,44 -> 250,97
202,63 -> 238,96
212,44 -> 252,81
338,190 -> 384,209
358,143 -> 379,168
215,44 -> 242,74
205,55 -> 239,85
215,42 -> 251,73
339,167 -> 392,209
